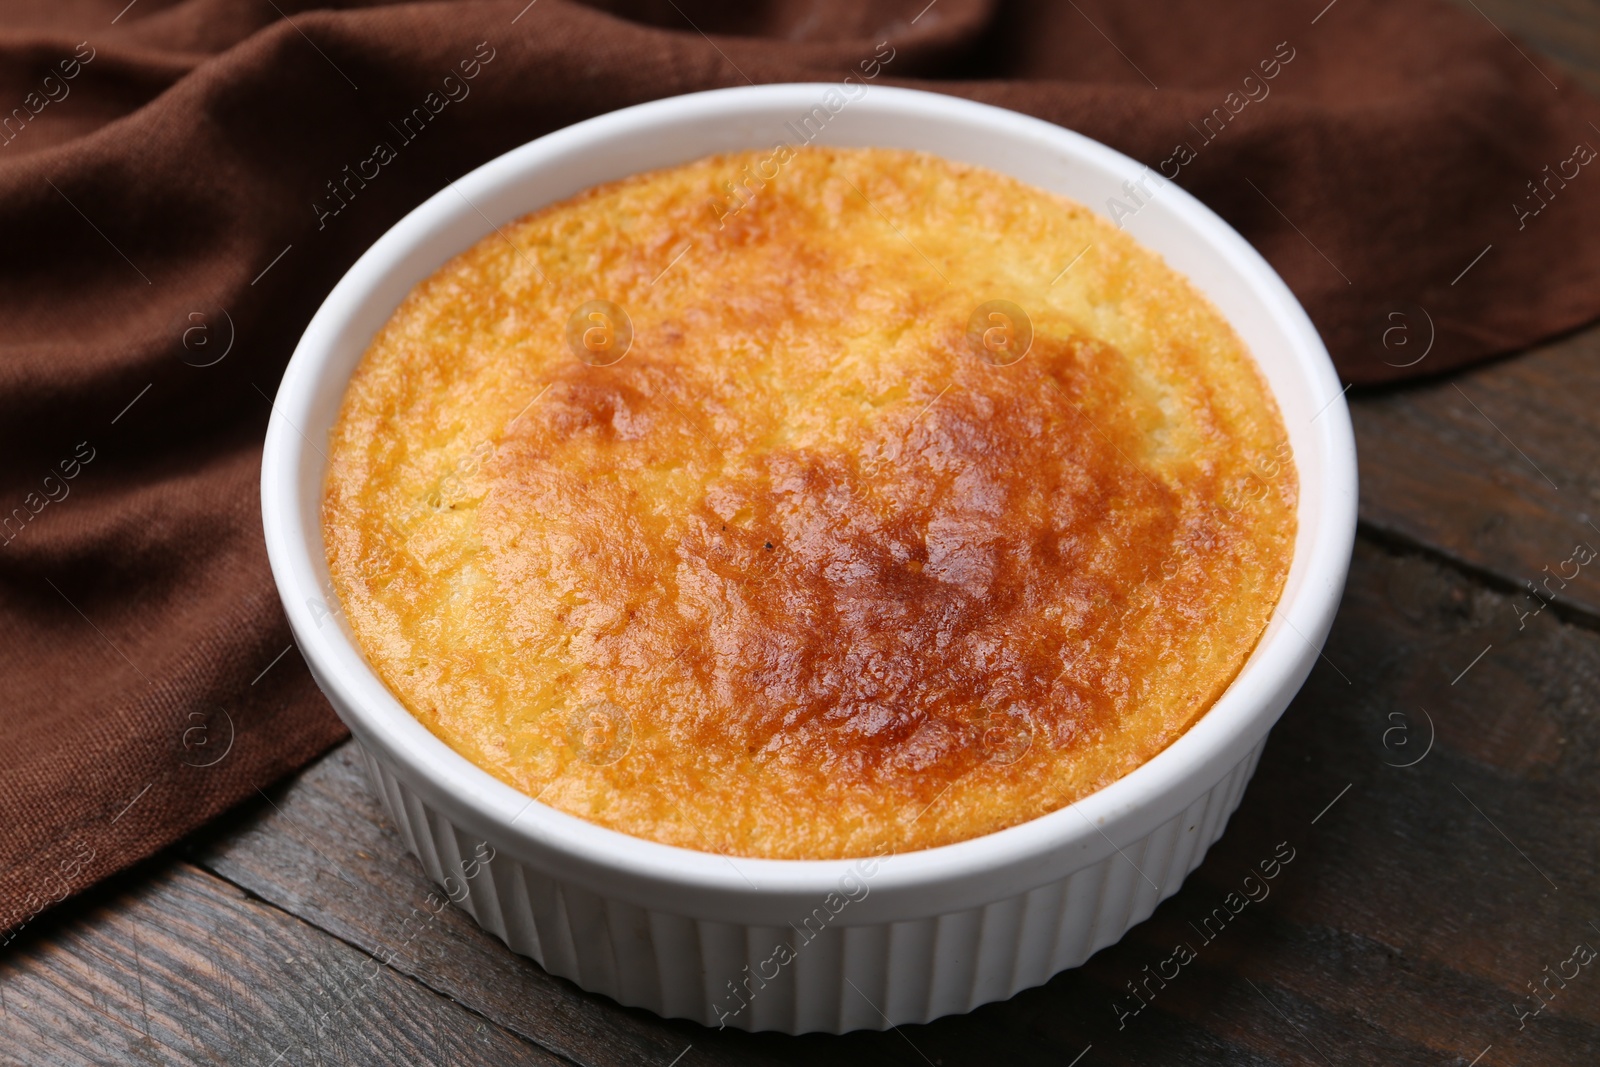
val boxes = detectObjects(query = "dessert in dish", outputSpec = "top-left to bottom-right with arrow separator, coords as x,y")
322,146 -> 1296,860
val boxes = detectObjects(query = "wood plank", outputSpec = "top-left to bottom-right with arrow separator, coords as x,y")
1353,320 -> 1600,624
191,534 -> 1600,1064
0,859 -> 570,1067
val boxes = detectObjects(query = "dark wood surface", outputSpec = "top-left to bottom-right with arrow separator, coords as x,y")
7,4 -> 1600,1064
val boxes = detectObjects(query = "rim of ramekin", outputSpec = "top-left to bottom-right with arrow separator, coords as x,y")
261,84 -> 1356,914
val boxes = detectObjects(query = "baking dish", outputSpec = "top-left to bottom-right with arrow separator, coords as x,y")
261,83 -> 1356,1034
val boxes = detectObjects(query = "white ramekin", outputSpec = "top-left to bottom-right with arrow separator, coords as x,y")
261,84 -> 1356,1034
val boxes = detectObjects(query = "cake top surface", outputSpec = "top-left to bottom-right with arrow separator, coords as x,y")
323,146 -> 1297,859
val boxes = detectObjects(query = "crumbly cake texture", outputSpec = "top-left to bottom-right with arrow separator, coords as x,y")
323,146 -> 1297,860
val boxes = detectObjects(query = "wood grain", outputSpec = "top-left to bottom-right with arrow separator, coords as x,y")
1353,321 -> 1600,623
0,859 -> 569,1067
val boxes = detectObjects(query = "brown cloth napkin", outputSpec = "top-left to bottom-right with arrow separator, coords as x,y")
3,0 -> 1599,938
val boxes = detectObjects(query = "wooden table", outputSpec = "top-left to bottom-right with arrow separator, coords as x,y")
6,5 -> 1600,1064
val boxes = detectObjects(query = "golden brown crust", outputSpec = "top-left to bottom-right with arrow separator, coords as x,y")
323,147 -> 1297,859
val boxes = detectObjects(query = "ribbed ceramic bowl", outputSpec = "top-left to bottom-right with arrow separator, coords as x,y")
261,83 -> 1356,1034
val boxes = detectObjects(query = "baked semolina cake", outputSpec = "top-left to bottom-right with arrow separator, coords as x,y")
322,146 -> 1297,859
